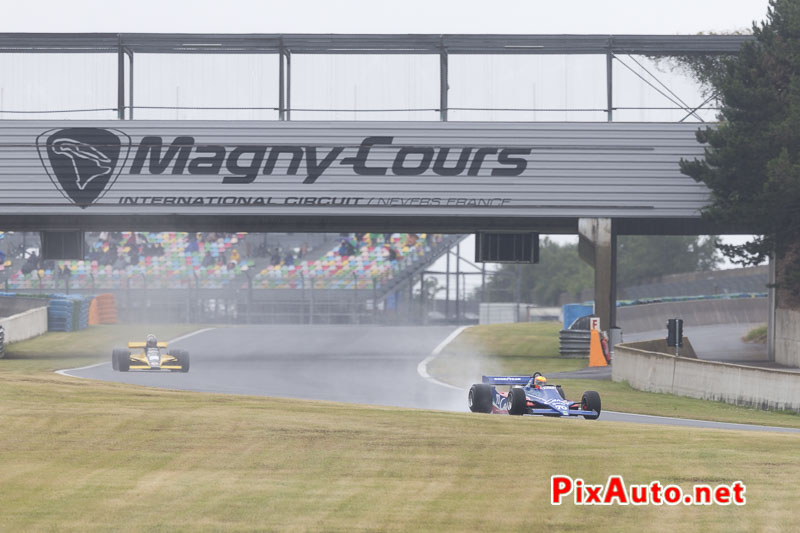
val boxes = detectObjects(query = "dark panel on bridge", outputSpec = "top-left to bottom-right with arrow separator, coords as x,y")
475,232 -> 540,263
40,230 -> 85,260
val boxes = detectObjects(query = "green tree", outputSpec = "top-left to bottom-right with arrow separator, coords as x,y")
617,236 -> 719,286
678,0 -> 800,302
481,236 -> 718,306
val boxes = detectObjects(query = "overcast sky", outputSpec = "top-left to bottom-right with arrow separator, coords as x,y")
1,0 -> 769,280
1,0 -> 770,34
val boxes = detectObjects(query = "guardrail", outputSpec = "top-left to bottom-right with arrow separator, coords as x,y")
0,285 -> 435,325
559,329 -> 591,358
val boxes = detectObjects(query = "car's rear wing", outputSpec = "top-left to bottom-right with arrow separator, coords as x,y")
128,342 -> 168,348
482,376 -> 531,385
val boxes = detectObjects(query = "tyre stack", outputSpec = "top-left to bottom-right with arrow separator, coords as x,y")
0,324 -> 5,359
47,295 -> 92,332
47,297 -> 75,332
558,329 -> 591,358
78,298 -> 91,329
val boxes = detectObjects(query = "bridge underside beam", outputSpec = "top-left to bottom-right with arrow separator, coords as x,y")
0,215 -> 744,236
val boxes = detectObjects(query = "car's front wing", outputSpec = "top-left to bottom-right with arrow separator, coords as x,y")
528,407 -> 598,417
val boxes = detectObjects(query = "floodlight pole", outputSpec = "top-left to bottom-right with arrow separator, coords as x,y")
117,36 -> 125,120
285,49 -> 292,121
439,44 -> 448,121
278,41 -> 285,121
125,47 -> 134,119
606,50 -> 613,122
445,248 -> 450,321
455,243 -> 461,322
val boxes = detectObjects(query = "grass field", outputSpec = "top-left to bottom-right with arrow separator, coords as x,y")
1,323 -> 798,530
742,324 -> 768,344
428,322 -> 585,380
0,355 -> 799,532
431,322 -> 800,429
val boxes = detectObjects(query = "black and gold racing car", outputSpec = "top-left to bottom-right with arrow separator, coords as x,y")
112,335 -> 190,372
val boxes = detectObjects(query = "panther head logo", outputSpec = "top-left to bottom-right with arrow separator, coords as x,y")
37,127 -> 131,208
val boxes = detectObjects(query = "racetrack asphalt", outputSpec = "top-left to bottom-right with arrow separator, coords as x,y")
63,325 -> 800,433
67,325 -> 467,411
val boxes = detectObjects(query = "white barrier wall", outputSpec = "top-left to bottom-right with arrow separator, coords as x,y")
616,297 -> 767,334
479,303 -> 560,325
613,341 -> 800,412
0,307 -> 48,344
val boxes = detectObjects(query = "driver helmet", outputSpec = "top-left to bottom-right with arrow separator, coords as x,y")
534,375 -> 547,388
146,334 -> 158,348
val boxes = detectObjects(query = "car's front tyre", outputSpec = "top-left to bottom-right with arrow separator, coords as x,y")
581,391 -> 601,420
507,387 -> 528,416
173,349 -> 190,373
116,349 -> 130,372
112,348 -> 129,371
468,384 -> 493,413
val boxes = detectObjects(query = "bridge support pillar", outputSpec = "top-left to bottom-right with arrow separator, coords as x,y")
578,218 -> 617,331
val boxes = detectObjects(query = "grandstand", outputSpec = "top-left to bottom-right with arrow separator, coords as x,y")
4,232 -> 449,292
7,232 -> 252,290
252,233 -> 446,290
0,231 -> 461,324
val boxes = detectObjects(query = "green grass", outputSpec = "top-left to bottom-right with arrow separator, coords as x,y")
446,321 -> 562,356
428,322 -> 800,429
0,358 -> 798,531
742,324 -> 768,344
428,321 -> 583,383
2,324 -> 206,374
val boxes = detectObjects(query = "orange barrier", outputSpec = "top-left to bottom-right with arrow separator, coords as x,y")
88,298 -> 100,325
94,293 -> 117,324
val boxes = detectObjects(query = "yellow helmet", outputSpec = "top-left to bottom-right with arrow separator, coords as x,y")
534,376 -> 547,387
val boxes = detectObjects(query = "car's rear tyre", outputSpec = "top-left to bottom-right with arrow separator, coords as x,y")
556,385 -> 566,399
173,349 -> 190,373
468,384 -> 493,413
116,349 -> 130,372
507,387 -> 528,416
581,391 -> 601,420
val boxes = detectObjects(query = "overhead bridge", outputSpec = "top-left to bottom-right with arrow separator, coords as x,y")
0,119 -> 723,235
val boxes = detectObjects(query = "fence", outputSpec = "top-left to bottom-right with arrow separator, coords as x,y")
6,282 -> 447,325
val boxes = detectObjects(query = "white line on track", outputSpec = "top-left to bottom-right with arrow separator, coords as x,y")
604,410 -> 800,432
55,327 -> 216,379
416,325 -> 469,391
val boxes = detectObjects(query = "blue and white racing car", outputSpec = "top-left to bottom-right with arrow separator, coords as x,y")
468,372 -> 601,419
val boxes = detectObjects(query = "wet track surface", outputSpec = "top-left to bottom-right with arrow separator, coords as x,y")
68,326 -> 466,411
65,325 -> 800,433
